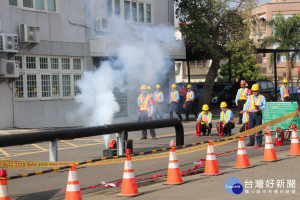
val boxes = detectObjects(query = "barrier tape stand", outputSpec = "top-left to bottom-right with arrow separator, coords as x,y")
3,109 -> 298,181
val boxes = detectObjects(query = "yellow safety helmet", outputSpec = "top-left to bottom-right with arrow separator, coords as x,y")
251,84 -> 260,91
187,84 -> 192,89
171,84 -> 176,88
147,86 -> 151,90
245,83 -> 248,87
283,79 -> 288,84
156,84 -> 161,89
140,85 -> 146,90
220,101 -> 227,108
202,104 -> 209,111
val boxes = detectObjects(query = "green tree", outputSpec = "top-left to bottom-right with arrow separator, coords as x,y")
175,0 -> 256,108
260,14 -> 300,82
218,39 -> 265,81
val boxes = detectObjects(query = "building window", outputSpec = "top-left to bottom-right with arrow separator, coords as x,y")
74,75 -> 82,95
40,57 -> 48,69
9,0 -> 18,6
62,58 -> 70,70
62,75 -> 71,96
27,74 -> 37,98
23,0 -> 33,8
138,3 -> 144,23
131,2 -> 137,22
47,0 -> 56,11
52,74 -> 60,97
15,55 -> 83,100
15,75 -> 24,98
15,56 -> 23,69
73,59 -> 82,70
107,0 -> 113,18
26,56 -> 36,69
115,0 -> 121,18
124,1 -> 131,21
41,74 -> 51,97
146,4 -> 152,23
35,0 -> 45,10
51,58 -> 59,69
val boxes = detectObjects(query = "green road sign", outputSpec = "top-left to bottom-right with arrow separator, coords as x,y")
263,102 -> 299,131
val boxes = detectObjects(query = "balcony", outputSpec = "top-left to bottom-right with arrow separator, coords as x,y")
185,67 -> 210,76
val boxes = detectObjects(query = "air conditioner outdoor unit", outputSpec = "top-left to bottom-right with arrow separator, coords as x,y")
0,59 -> 19,78
96,17 -> 110,32
19,24 -> 40,43
0,33 -> 19,53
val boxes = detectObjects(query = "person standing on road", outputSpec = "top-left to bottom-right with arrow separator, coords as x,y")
153,84 -> 164,120
220,102 -> 235,136
196,104 -> 212,136
241,84 -> 267,147
185,84 -> 198,121
235,80 -> 250,125
169,84 -> 183,121
280,79 -> 290,102
240,104 -> 249,132
137,85 -> 156,140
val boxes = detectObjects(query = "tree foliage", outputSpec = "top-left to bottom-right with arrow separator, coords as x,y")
260,14 -> 300,81
175,0 -> 256,108
218,39 -> 265,81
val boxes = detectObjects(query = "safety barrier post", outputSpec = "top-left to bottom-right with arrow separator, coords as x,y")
49,140 -> 58,162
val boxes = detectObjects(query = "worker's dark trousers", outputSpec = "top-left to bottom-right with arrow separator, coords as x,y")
249,112 -> 263,145
140,111 -> 156,138
169,102 -> 182,121
238,100 -> 247,124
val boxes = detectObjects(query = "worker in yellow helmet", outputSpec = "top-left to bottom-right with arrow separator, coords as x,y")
196,104 -> 212,136
235,80 -> 250,125
220,101 -> 235,136
185,84 -> 198,121
153,84 -> 164,120
241,84 -> 267,147
137,85 -> 156,140
169,84 -> 182,121
280,79 -> 290,102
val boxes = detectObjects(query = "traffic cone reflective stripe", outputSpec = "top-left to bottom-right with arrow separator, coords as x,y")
120,156 -> 139,196
263,134 -> 277,161
166,147 -> 183,184
65,165 -> 82,200
204,141 -> 220,175
236,137 -> 251,168
0,178 -> 9,200
289,129 -> 300,155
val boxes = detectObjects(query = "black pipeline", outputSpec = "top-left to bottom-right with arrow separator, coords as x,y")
0,119 -> 184,147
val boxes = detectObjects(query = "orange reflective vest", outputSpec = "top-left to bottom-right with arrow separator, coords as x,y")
201,112 -> 211,124
140,94 -> 150,111
170,91 -> 179,103
154,91 -> 162,103
221,110 -> 234,124
186,91 -> 194,101
282,86 -> 289,98
239,89 -> 248,100
248,95 -> 262,112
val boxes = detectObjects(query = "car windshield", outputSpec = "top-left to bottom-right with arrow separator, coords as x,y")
213,84 -> 226,91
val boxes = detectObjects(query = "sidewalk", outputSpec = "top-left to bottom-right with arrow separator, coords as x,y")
84,149 -> 300,200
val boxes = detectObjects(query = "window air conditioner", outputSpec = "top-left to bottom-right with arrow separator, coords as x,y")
0,33 -> 19,53
96,18 -> 110,32
0,59 -> 19,78
19,24 -> 40,43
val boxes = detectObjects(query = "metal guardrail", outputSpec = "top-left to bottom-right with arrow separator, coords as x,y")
0,119 -> 184,161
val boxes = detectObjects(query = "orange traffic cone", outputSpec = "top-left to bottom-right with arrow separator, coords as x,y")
204,141 -> 220,175
120,149 -> 140,197
65,164 -> 82,200
165,147 -> 184,184
0,170 -> 9,200
289,125 -> 300,155
235,136 -> 251,168
263,133 -> 277,162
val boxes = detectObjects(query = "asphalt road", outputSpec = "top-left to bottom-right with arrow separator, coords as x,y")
0,108 -> 294,200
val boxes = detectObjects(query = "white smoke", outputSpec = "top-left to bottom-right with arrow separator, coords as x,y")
75,0 -> 183,148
